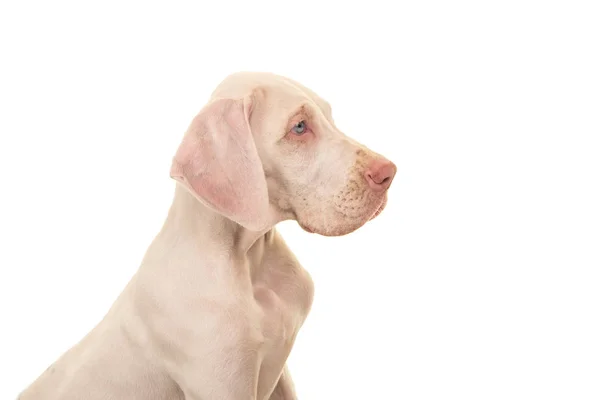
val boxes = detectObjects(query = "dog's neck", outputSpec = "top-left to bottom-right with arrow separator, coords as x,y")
161,185 -> 273,257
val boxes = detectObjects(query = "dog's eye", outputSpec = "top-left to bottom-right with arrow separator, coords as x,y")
291,121 -> 307,135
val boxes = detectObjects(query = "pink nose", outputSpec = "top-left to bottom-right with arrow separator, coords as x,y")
364,159 -> 397,191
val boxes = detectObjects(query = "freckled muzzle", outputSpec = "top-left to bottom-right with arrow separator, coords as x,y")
296,140 -> 396,237
335,147 -> 396,222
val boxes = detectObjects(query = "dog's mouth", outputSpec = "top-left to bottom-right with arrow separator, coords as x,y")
298,194 -> 388,235
368,195 -> 388,221
300,223 -> 315,233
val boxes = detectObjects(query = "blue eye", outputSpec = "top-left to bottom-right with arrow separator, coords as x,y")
292,120 -> 307,135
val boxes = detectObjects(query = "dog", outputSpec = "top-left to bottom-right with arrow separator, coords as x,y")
19,72 -> 397,400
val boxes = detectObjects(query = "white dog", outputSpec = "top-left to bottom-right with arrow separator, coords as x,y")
19,72 -> 396,400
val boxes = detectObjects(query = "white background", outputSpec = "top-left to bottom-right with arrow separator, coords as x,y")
1,0 -> 599,399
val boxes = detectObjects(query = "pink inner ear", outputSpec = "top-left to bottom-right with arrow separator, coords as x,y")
170,97 -> 270,231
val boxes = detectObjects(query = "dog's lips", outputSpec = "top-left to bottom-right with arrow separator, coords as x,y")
299,193 -> 388,234
368,195 -> 387,221
299,223 -> 315,233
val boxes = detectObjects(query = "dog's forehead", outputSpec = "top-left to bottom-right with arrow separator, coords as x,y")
212,72 -> 332,115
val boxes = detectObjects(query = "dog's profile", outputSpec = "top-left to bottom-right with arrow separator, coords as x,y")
19,72 -> 396,400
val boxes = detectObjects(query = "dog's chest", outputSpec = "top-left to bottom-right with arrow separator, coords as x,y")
251,247 -> 313,347
249,231 -> 314,395
252,274 -> 310,345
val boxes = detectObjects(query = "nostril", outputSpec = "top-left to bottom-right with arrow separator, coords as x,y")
365,159 -> 396,191
369,174 -> 389,186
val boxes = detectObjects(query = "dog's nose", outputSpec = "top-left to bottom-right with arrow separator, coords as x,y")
364,159 -> 397,191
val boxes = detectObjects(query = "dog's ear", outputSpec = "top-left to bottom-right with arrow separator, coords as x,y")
170,94 -> 270,231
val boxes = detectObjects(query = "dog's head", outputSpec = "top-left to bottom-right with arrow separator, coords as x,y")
171,72 -> 396,235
